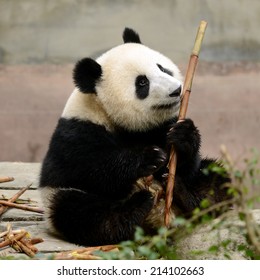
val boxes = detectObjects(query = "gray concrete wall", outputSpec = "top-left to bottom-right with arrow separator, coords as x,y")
0,0 -> 260,162
1,0 -> 260,64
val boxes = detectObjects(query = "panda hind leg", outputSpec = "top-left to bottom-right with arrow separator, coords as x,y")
48,188 -> 154,246
172,158 -> 232,217
196,158 -> 232,204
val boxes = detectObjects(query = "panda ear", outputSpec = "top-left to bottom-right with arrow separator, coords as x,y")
73,58 -> 102,94
123,27 -> 142,44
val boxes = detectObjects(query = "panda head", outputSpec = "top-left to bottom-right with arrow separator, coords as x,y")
69,28 -> 183,131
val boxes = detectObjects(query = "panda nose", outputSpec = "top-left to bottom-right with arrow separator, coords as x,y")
169,86 -> 182,97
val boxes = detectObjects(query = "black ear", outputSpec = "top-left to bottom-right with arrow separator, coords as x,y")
73,58 -> 102,94
123,27 -> 142,44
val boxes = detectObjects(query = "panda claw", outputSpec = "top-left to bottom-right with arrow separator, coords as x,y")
138,146 -> 167,177
148,165 -> 157,170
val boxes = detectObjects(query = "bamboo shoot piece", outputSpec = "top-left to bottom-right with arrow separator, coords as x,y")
0,200 -> 44,214
0,183 -> 32,216
0,177 -> 14,183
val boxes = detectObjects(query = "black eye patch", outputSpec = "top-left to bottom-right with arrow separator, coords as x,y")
157,64 -> 173,76
135,75 -> 150,100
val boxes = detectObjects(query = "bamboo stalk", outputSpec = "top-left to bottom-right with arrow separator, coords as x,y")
20,239 -> 39,254
0,200 -> 44,214
28,237 -> 44,245
0,177 -> 14,183
12,239 -> 36,257
74,244 -> 118,254
0,231 -> 27,249
0,223 -> 44,257
0,183 -> 32,216
0,229 -> 23,239
54,244 -> 118,260
0,197 -> 37,205
6,222 -> 12,236
164,21 -> 207,227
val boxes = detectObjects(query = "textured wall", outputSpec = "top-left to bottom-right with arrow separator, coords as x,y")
0,1 -> 260,162
1,0 -> 260,64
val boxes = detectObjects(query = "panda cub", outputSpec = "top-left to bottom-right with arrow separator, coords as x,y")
39,28 -> 229,246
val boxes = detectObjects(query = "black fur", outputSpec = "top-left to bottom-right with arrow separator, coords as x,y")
73,58 -> 102,93
40,117 -> 230,246
157,64 -> 173,77
123,27 -> 142,44
50,188 -> 153,245
169,86 -> 182,97
135,75 -> 150,100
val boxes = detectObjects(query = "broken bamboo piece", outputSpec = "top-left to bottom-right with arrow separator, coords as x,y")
0,200 -> 44,214
0,231 -> 27,249
0,229 -> 23,239
13,239 -> 36,257
0,183 -> 32,216
74,244 -> 118,254
164,20 -> 207,227
0,224 -> 44,257
54,244 -> 119,260
0,176 -> 14,183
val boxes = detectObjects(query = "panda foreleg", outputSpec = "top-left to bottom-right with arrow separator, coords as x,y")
46,187 -> 154,246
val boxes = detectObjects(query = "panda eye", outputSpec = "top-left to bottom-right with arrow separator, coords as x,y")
135,75 -> 150,99
157,64 -> 173,76
137,75 -> 149,87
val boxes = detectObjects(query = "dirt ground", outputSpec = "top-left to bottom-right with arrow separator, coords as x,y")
0,62 -> 260,164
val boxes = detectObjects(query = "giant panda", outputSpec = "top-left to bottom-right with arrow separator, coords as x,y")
39,28 -> 230,246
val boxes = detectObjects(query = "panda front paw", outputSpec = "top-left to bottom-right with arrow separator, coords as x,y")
138,146 -> 167,177
167,119 -> 201,160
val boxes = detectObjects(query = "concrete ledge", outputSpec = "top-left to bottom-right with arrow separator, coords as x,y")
1,162 -> 259,259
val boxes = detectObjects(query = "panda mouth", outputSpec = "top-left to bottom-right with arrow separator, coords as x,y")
152,100 -> 180,110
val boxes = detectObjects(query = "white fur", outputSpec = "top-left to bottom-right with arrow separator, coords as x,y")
39,186 -> 59,234
62,88 -> 114,131
63,42 -> 183,131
